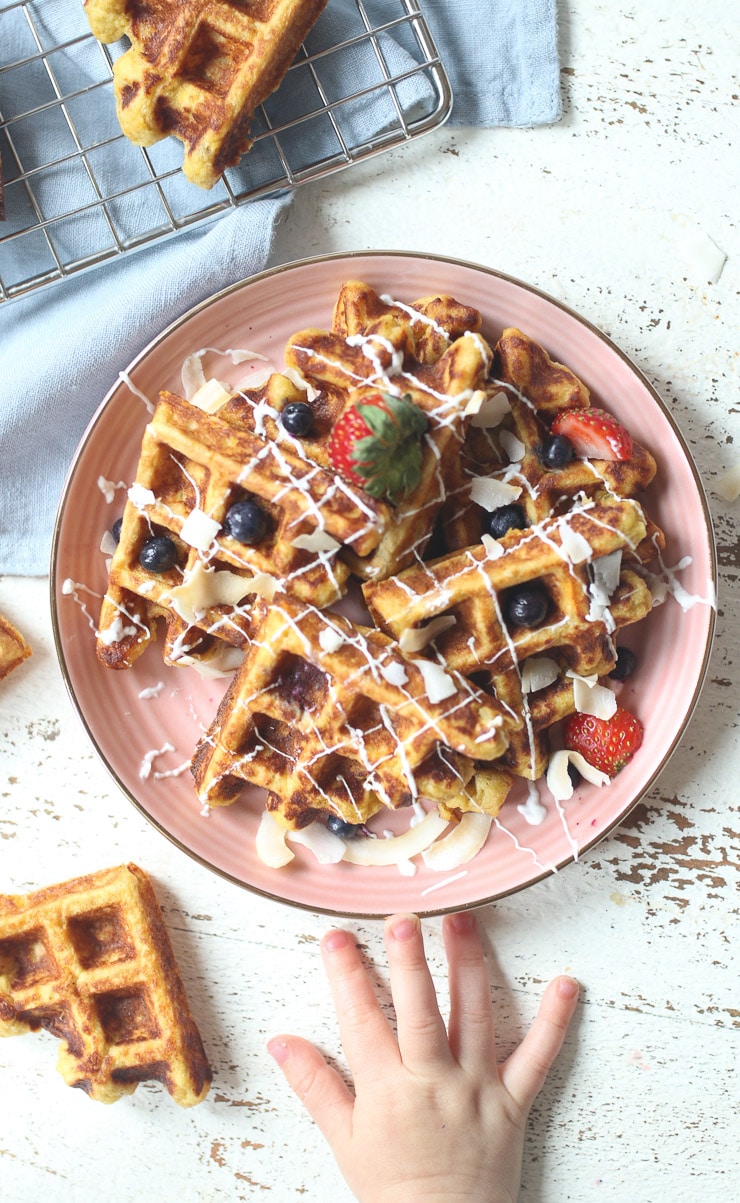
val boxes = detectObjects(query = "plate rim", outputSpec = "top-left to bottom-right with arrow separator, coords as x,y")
49,249 -> 719,918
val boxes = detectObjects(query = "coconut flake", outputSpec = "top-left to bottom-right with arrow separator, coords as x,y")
593,549 -> 623,596
256,810 -> 295,868
288,822 -> 346,864
291,531 -> 341,554
99,530 -> 117,556
190,378 -> 232,413
499,429 -> 526,463
677,224 -> 727,284
481,533 -> 505,559
470,390 -> 510,428
422,812 -> 492,871
470,476 -> 522,511
521,656 -> 560,694
341,810 -> 449,866
172,643 -> 244,678
380,661 -> 409,687
282,367 -> 320,402
716,463 -> 740,502
569,674 -> 618,720
414,659 -> 458,704
168,561 -> 254,623
399,615 -> 456,652
547,749 -> 610,801
318,627 -> 346,654
180,508 -> 221,551
559,521 -> 593,564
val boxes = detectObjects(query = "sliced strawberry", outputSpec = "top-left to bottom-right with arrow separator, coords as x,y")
563,706 -> 644,777
551,407 -> 633,461
328,392 -> 428,503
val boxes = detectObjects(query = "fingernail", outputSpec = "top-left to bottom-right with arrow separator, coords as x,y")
387,914 -> 419,942
448,911 -> 475,935
558,976 -> 579,999
267,1038 -> 289,1065
322,928 -> 351,953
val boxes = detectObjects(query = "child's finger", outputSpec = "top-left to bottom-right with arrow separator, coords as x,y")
384,913 -> 453,1074
500,975 -> 580,1111
321,927 -> 400,1080
442,911 -> 497,1070
267,1035 -> 353,1150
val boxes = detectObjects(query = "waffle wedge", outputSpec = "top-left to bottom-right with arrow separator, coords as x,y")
192,594 -> 513,827
97,387 -> 389,669
284,281 -> 493,580
0,613 -> 31,681
442,328 -> 665,562
0,863 -> 211,1105
365,496 -> 652,778
84,0 -> 329,188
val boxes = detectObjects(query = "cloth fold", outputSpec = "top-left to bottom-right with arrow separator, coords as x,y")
0,0 -> 560,575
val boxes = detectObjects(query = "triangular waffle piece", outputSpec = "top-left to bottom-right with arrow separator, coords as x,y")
442,328 -> 664,562
98,388 -> 389,669
364,497 -> 651,778
481,566 -> 653,778
0,864 -> 211,1105
192,594 -> 513,828
0,613 -> 31,681
84,0 -> 329,189
283,281 -> 493,581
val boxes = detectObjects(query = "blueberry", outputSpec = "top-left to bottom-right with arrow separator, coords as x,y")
138,535 -> 178,573
540,434 -> 574,469
567,762 -> 582,789
504,583 -> 549,628
608,646 -> 638,681
112,517 -> 123,544
326,813 -> 362,839
223,499 -> 267,545
281,401 -> 314,437
486,503 -> 528,540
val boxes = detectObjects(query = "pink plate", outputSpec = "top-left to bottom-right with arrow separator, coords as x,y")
50,252 -> 717,917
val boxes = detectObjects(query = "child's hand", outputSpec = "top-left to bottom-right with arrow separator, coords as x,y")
268,911 -> 579,1203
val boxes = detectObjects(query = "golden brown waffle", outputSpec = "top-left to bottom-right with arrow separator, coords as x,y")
364,496 -> 651,778
284,281 -> 493,580
442,328 -> 665,561
84,0 -> 329,189
0,863 -> 211,1105
192,594 -> 513,827
98,387 -> 390,669
0,613 -> 31,681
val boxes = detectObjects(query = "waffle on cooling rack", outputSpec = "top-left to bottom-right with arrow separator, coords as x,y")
97,385 -> 389,670
365,496 -> 654,779
192,594 -> 513,827
83,0 -> 329,188
0,613 -> 31,682
0,864 -> 211,1105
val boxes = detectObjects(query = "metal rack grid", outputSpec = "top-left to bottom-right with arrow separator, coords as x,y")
0,0 -> 451,303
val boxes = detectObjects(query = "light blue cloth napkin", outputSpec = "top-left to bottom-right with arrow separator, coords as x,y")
0,0 -> 560,575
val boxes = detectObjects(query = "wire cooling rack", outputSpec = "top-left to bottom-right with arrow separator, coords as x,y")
0,0 -> 451,303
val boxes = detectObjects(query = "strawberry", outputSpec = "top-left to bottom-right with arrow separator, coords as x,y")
328,392 -> 428,503
563,707 -> 644,777
550,407 -> 633,461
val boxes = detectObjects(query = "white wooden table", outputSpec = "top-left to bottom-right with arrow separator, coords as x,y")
2,2 -> 738,1199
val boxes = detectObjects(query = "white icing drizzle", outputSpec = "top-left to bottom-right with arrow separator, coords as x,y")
119,370 -> 155,413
